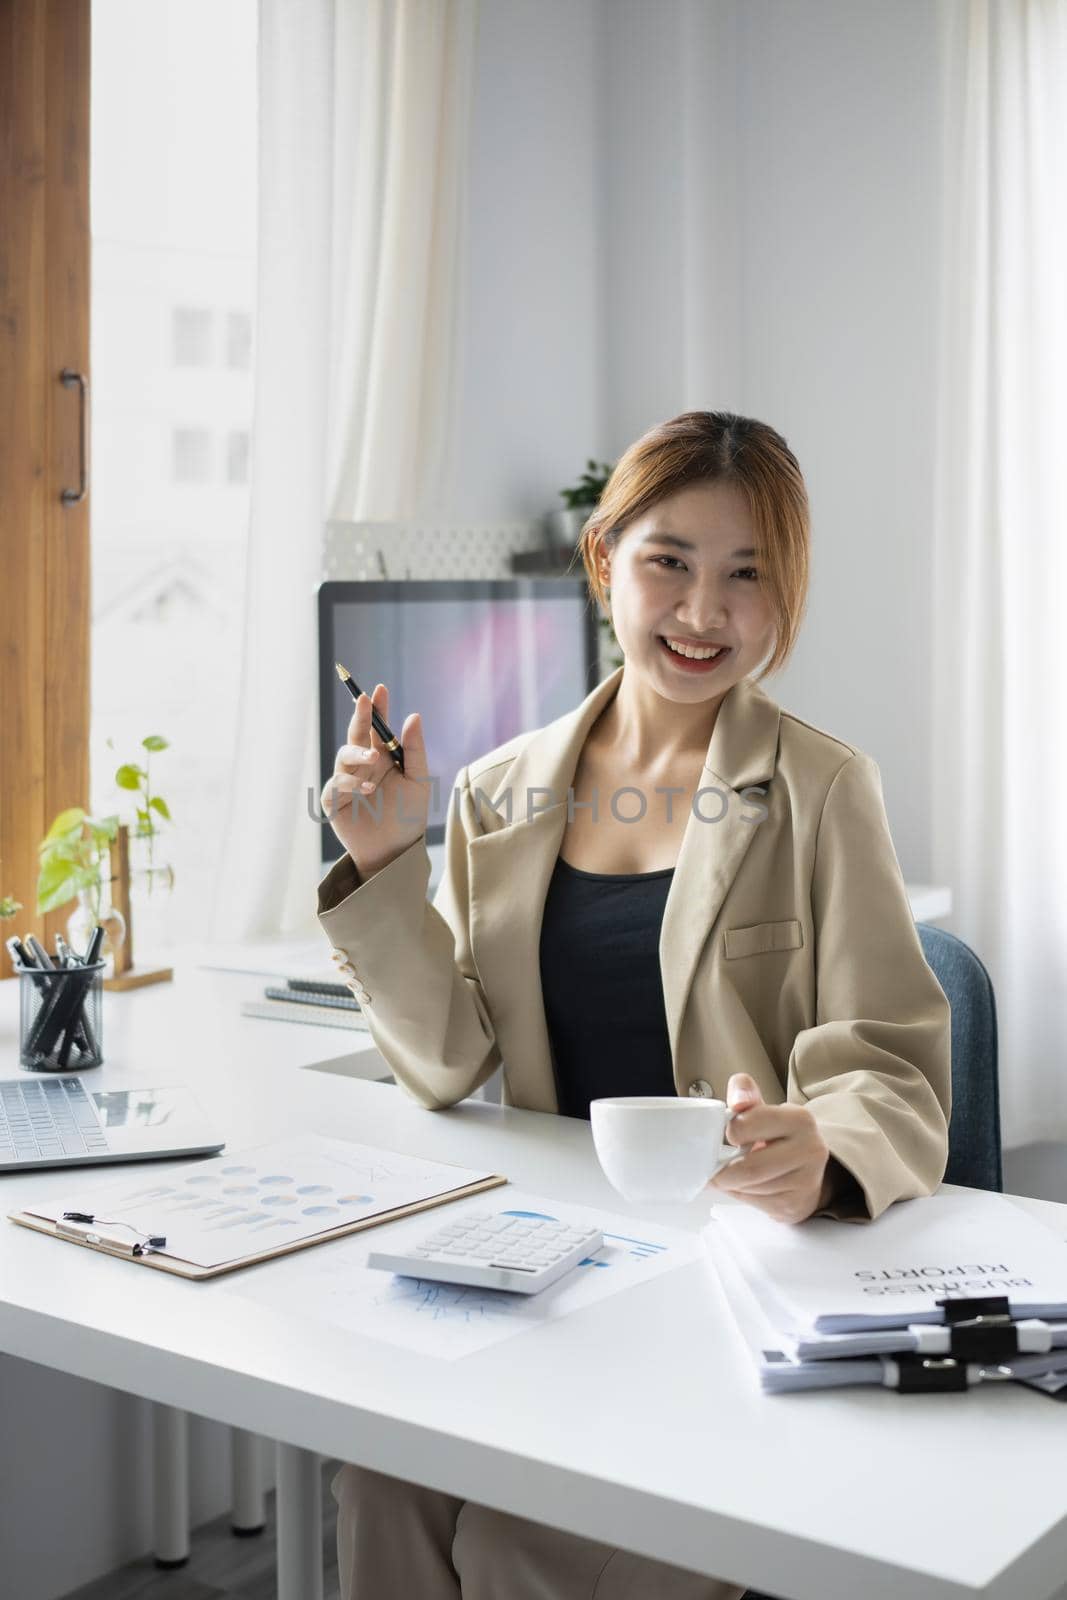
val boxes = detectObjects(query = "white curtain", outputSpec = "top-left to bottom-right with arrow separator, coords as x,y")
932,0 -> 1067,1146
211,0 -> 479,941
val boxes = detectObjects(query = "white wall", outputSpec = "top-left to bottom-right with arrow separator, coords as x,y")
454,0 -> 946,881
449,0 -> 604,520
729,0 -> 944,882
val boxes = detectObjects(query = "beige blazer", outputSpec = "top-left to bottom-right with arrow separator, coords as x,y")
318,666 -> 951,1221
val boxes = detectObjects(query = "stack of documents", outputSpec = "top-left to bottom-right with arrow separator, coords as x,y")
702,1190 -> 1067,1396
240,978 -> 371,1031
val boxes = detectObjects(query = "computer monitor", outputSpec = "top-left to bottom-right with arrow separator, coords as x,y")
318,579 -> 601,866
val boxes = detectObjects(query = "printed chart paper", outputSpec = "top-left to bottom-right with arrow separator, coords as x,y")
235,1189 -> 701,1360
25,1135 -> 497,1269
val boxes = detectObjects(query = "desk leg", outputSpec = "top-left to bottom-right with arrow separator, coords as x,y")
276,1442 -> 323,1600
232,1427 -> 267,1535
153,1404 -> 190,1568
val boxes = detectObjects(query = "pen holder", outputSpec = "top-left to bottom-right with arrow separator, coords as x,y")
19,962 -> 105,1073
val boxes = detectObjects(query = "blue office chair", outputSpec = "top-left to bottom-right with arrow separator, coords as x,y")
917,920 -> 1002,1193
740,923 -> 1001,1600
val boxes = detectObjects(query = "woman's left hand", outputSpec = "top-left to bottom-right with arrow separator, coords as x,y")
708,1073 -> 833,1225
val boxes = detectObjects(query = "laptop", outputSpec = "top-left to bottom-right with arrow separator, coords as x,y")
0,1077 -> 225,1171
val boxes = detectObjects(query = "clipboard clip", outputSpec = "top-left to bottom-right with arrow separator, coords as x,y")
59,1212 -> 167,1257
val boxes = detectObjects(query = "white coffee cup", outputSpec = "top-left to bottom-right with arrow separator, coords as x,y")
589,1096 -> 743,1204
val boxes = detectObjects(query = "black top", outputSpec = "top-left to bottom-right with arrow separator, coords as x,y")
538,855 -> 677,1120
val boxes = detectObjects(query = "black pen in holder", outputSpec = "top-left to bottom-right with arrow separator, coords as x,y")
19,962 -> 105,1073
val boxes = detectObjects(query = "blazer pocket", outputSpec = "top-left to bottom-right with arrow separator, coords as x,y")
723,918 -> 804,960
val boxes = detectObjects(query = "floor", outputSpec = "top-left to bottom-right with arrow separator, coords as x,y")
59,1459 -> 343,1600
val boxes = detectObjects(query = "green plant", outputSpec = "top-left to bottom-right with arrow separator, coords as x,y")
114,735 -> 173,886
36,809 -> 120,918
0,894 -> 22,920
559,458 -> 615,510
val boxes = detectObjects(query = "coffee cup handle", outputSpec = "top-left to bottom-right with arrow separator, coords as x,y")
718,1108 -> 745,1169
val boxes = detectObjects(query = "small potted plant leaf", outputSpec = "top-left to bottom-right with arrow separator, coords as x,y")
542,458 -> 615,553
114,735 -> 175,897
36,808 -> 124,962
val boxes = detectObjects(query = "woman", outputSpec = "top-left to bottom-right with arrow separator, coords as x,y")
318,411 -> 951,1599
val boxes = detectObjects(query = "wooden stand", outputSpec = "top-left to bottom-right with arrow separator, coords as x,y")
104,825 -> 173,991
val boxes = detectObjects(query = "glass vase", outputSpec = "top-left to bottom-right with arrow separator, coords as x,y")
66,889 -> 127,972
128,835 -> 176,961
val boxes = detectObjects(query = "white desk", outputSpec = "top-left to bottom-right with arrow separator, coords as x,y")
0,965 -> 386,1599
4,966 -> 1066,1600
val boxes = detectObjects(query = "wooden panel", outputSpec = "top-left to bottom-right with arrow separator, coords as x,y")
42,0 -> 91,951
0,0 -> 90,973
0,0 -> 49,972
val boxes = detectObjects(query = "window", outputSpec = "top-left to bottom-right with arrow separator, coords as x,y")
226,429 -> 250,484
226,310 -> 253,370
91,0 -> 257,955
172,307 -> 214,366
172,427 -> 213,484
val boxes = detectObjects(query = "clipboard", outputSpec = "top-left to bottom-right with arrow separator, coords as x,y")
8,1170 -> 507,1281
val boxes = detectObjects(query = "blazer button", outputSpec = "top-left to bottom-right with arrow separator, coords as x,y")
688,1080 -> 714,1099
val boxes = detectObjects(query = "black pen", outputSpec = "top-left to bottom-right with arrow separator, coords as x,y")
26,934 -> 55,971
41,925 -> 104,1062
334,662 -> 405,775
25,929 -> 94,1064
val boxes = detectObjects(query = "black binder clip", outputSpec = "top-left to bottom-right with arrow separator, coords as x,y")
894,1355 -> 970,1393
937,1296 -> 1019,1362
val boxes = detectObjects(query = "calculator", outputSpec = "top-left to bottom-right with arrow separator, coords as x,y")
366,1210 -> 604,1295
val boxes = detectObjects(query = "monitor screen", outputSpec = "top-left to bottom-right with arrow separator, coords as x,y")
319,579 -> 601,858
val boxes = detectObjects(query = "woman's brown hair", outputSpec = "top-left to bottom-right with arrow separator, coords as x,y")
574,411 -> 810,680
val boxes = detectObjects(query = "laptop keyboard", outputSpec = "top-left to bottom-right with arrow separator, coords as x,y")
0,1077 -> 109,1163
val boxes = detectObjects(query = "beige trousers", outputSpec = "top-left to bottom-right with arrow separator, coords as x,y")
333,1464 -> 745,1600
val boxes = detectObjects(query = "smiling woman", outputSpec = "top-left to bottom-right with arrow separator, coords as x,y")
318,410 -> 952,1598
580,411 -> 810,686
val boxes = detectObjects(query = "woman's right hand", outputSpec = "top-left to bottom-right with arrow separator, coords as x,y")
321,682 -> 430,879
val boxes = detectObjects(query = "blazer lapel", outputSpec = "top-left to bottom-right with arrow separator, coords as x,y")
660,678 -> 781,1072
469,807 -> 567,1111
467,669 -> 782,1108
